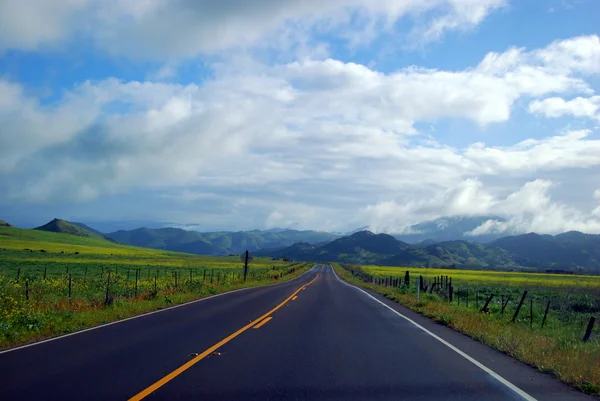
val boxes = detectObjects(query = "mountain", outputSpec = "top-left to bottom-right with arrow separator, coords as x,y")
423,240 -> 515,268
0,219 -> 11,227
71,222 -> 106,237
107,227 -> 338,256
256,230 -> 442,266
393,215 -> 508,244
491,232 -> 600,271
35,218 -> 114,241
256,230 -> 600,273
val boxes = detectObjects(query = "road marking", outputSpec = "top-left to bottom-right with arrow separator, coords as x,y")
292,295 -> 298,300
0,265 -> 318,355
330,266 -> 537,401
129,273 -> 319,401
253,316 -> 272,329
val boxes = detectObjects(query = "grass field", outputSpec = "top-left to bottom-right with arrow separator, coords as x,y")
0,226 -> 309,349
362,265 -> 600,289
336,263 -> 600,395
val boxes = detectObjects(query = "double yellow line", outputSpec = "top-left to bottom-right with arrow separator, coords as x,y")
129,273 -> 319,400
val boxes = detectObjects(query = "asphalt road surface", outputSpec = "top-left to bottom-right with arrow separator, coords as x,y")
0,265 -> 594,401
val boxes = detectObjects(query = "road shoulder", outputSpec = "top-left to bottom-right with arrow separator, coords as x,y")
333,270 -> 597,401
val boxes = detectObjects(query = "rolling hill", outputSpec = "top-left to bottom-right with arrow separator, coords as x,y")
107,227 -> 338,256
35,219 -> 116,242
490,231 -> 600,271
256,230 -> 600,273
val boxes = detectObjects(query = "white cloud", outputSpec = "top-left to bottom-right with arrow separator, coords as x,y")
529,96 -> 600,119
0,0 -> 507,57
1,35 -> 600,233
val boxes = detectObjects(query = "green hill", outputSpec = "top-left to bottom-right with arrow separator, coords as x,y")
491,232 -> 600,271
107,227 -> 338,256
35,218 -> 113,242
0,219 -> 11,227
256,230 -> 600,273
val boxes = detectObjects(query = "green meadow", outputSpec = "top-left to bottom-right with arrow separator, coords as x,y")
0,226 -> 309,349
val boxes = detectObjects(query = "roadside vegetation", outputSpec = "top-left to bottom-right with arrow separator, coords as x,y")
334,263 -> 600,396
0,225 -> 310,350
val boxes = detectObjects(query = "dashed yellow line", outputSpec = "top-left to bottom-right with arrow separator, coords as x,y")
253,316 -> 272,329
128,274 -> 318,401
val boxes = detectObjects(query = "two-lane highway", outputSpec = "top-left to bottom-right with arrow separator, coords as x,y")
0,265 -> 594,400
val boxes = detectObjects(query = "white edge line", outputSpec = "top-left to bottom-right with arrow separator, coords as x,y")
0,265 -> 318,355
329,265 -> 537,401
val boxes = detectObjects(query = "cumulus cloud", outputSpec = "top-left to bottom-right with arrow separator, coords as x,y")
0,0 -> 506,57
1,33 -> 600,232
529,96 -> 600,120
365,179 -> 600,235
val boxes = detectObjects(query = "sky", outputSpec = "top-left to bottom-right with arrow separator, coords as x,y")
1,0 -> 600,235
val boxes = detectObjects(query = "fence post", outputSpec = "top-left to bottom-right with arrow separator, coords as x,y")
541,300 -> 551,328
480,294 -> 494,313
501,296 -> 511,314
16,267 -> 20,281
210,269 -> 214,284
512,290 -> 528,323
529,297 -> 534,328
105,272 -> 111,306
405,271 -> 409,286
449,285 -> 453,303
583,316 -> 596,342
25,279 -> 29,301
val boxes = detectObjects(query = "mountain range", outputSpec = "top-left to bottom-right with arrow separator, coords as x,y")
106,227 -> 337,256
7,217 -> 600,273
255,230 -> 600,273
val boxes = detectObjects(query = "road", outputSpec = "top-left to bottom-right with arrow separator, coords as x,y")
0,265 -> 594,400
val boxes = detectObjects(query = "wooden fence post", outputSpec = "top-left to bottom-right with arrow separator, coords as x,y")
501,296 -> 511,315
25,279 -> 29,301
530,297 -> 533,328
480,294 -> 494,313
583,316 -> 596,342
16,267 -> 21,281
541,300 -> 551,328
105,272 -> 111,306
512,290 -> 528,323
405,271 -> 409,286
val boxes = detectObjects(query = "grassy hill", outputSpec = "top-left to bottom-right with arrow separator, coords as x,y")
0,220 -> 11,227
35,219 -> 111,241
107,227 -> 338,256
257,230 -> 600,273
491,232 -> 600,271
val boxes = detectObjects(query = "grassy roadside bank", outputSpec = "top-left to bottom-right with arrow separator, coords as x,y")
332,263 -> 600,396
0,262 -> 312,351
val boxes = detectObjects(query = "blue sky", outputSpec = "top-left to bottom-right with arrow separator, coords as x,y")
1,0 -> 599,235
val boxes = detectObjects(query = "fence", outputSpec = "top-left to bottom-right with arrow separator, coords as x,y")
340,264 -> 598,343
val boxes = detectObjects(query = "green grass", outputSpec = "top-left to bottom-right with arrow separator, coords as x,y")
335,264 -> 600,396
0,225 -> 309,349
362,265 -> 600,289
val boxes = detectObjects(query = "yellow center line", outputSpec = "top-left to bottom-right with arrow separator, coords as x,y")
128,273 -> 319,401
252,316 -> 272,329
292,295 -> 298,301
